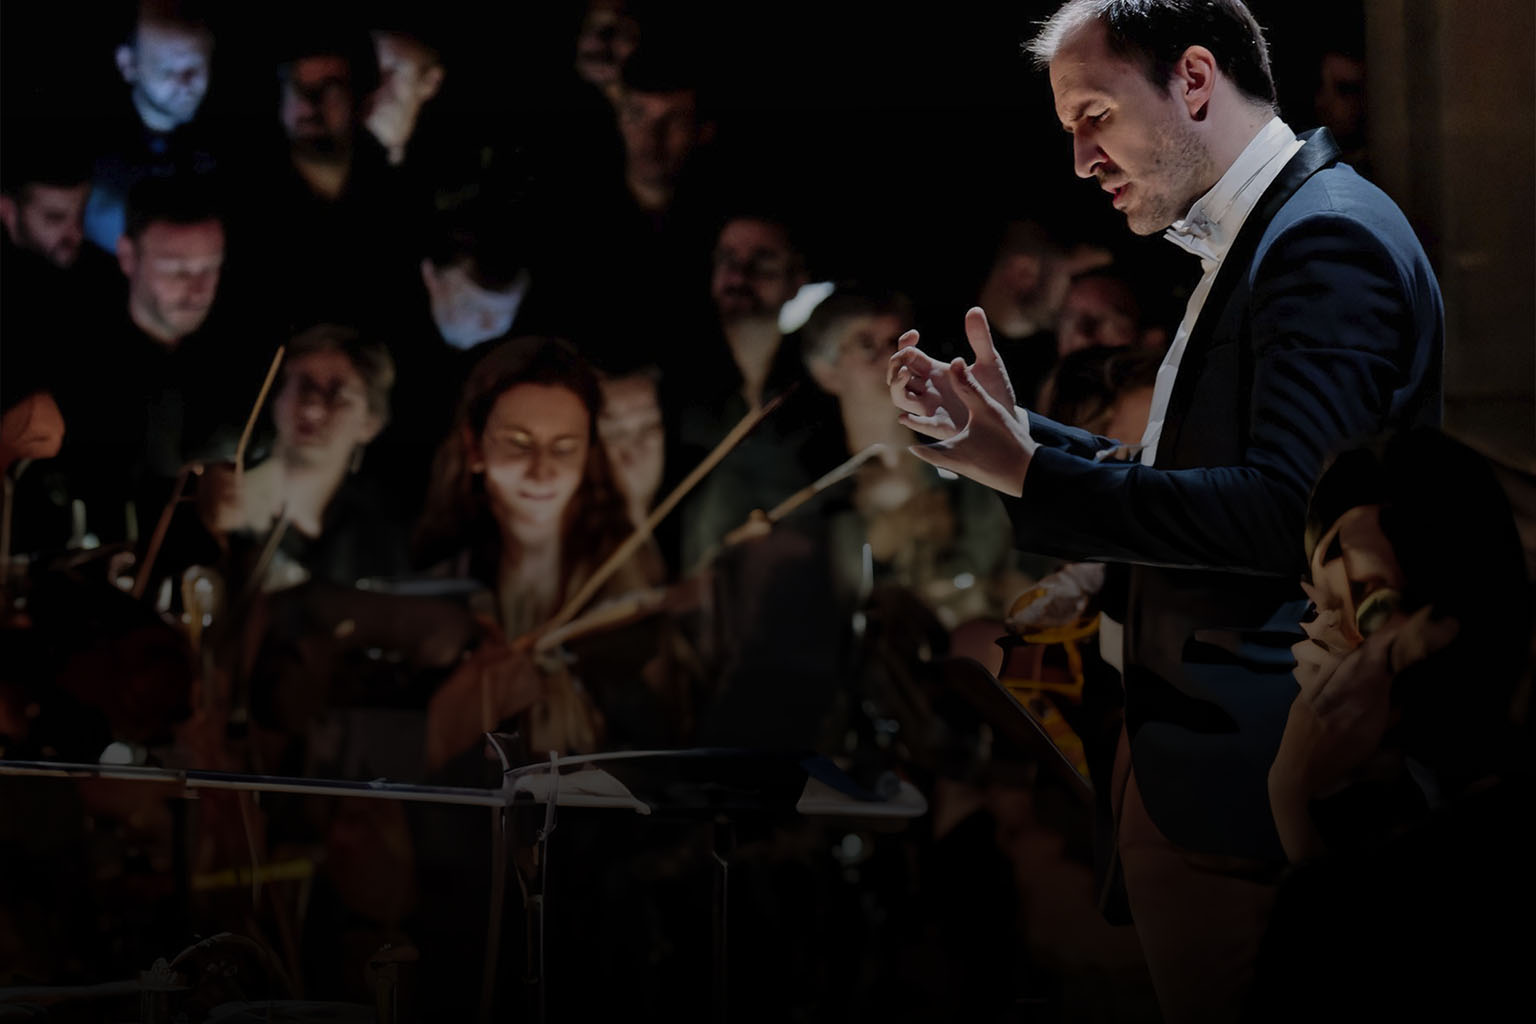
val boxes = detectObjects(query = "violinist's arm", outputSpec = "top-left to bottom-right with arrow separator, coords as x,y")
424,633 -> 543,772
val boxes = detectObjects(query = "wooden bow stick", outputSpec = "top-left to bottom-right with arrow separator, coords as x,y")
714,442 -> 889,553
132,347 -> 285,600
531,388 -> 794,644
533,584 -> 671,655
765,442 -> 887,522
131,463 -> 196,600
235,346 -> 285,490
536,441 -> 895,652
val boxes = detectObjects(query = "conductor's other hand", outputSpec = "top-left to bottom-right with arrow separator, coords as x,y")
888,307 -> 1018,439
888,308 -> 1035,496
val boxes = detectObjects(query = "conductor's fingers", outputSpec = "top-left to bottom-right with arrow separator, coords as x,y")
951,356 -> 1005,414
892,374 -> 942,419
907,435 -> 969,475
964,307 -> 1000,365
899,411 -> 959,441
887,338 -> 944,387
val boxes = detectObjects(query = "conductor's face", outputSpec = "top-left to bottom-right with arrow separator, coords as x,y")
1049,22 -> 1211,235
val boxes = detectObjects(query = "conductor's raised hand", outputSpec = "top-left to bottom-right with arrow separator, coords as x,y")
888,307 -> 1020,441
888,329 -> 962,439
960,306 -> 1017,411
907,357 -> 1037,497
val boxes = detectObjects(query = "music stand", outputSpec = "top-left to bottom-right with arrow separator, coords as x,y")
2,746 -> 927,1024
0,758 -> 517,1024
492,745 -> 928,1024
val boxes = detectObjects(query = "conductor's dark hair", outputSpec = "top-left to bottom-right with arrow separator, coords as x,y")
1027,0 -> 1278,109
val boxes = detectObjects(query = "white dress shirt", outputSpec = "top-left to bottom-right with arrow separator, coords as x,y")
1138,117 -> 1304,466
1100,118 -> 1303,672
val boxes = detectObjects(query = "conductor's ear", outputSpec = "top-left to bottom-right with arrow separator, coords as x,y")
1172,45 -> 1218,120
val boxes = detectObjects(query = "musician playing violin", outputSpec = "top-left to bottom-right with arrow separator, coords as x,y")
198,324 -> 410,590
414,337 -> 678,769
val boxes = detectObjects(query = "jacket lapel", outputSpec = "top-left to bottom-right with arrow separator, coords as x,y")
1154,128 -> 1342,467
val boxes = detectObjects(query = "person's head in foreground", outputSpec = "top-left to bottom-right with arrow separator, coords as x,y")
1272,428 -> 1531,860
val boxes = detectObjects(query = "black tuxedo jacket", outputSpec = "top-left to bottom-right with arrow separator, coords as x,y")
1008,129 -> 1443,860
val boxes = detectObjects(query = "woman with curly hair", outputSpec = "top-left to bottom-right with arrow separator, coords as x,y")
415,336 -> 667,768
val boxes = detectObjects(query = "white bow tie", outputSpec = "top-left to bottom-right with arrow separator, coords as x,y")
1165,213 -> 1221,263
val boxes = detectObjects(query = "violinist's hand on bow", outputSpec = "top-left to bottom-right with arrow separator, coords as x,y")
425,617 -> 543,770
887,307 -> 1036,497
196,462 -> 246,536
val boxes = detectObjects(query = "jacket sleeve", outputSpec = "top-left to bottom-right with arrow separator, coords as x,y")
1009,212 -> 1425,576
1024,410 -> 1119,459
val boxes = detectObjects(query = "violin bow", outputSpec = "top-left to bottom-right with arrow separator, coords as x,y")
234,346 -> 285,491
130,463 -> 196,600
130,347 -> 285,601
535,386 -> 795,642
764,441 -> 888,523
701,441 -> 890,564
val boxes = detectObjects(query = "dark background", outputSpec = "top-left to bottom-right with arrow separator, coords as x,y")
1,0 -> 1362,324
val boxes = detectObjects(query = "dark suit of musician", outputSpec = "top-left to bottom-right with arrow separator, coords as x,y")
1008,127 -> 1443,862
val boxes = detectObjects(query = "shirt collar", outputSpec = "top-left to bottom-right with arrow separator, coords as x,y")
1164,116 -> 1299,264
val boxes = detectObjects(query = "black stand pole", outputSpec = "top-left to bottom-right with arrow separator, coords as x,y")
478,804 -> 506,1024
711,817 -> 734,1023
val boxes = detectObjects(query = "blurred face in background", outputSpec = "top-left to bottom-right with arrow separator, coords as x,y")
367,31 -> 444,160
1314,52 -> 1366,149
273,349 -> 382,468
281,56 -> 355,160
575,0 -> 640,92
1056,276 -> 1143,356
710,218 -> 803,327
117,20 -> 213,131
1103,385 -> 1154,446
598,373 -> 664,521
117,218 -> 224,345
421,259 -> 526,350
473,384 -> 590,542
813,313 -> 905,411
0,183 -> 90,268
619,88 -> 700,193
